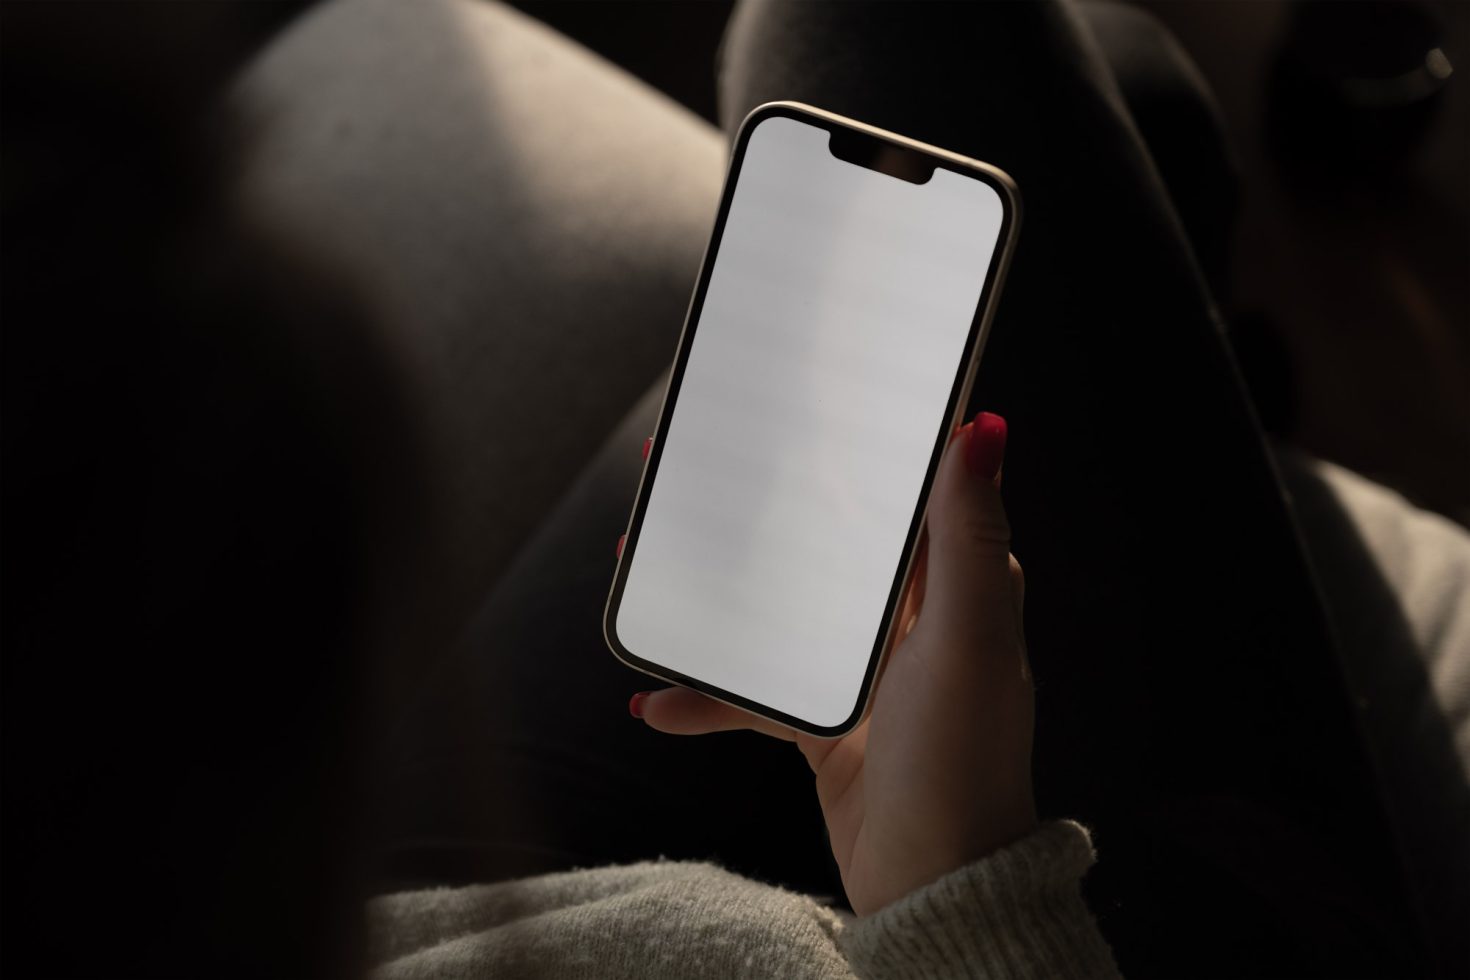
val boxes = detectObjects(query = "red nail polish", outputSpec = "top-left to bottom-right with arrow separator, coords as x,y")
616,534 -> 626,558
628,692 -> 649,718
966,412 -> 1007,482
642,436 -> 652,460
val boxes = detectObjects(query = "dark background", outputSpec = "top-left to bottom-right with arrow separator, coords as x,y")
512,0 -> 1470,529
2,1 -> 1466,978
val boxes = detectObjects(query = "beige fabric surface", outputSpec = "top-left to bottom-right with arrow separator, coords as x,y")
368,821 -> 1119,980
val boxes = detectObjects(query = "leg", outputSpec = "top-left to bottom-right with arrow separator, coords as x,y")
236,0 -> 840,898
1277,448 -> 1470,979
717,2 -> 1419,976
234,0 -> 727,616
245,0 -> 1421,970
377,382 -> 839,898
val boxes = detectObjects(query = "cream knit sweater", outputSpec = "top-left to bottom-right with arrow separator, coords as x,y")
368,820 -> 1120,979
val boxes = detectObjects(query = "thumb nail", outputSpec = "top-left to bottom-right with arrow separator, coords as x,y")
966,412 -> 1007,483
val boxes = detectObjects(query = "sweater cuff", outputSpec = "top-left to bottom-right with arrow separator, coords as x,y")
838,820 -> 1121,980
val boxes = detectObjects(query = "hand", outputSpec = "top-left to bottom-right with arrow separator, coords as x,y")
630,412 -> 1036,916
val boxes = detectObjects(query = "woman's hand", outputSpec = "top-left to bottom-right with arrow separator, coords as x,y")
630,412 -> 1036,916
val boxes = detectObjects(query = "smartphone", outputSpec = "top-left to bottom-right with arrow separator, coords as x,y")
604,102 -> 1020,738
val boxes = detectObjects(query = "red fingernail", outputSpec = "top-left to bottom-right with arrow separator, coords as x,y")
628,692 -> 649,718
966,412 -> 1007,482
642,436 -> 652,460
616,533 -> 626,558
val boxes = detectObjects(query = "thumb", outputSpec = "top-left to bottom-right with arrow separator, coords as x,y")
920,412 -> 1021,652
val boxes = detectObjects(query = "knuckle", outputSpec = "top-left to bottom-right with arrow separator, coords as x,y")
951,511 -> 1011,554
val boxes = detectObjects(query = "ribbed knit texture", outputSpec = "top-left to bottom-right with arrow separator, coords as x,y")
368,821 -> 1119,979
838,821 -> 1121,979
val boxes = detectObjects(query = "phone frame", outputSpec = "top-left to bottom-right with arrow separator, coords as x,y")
603,101 -> 1021,738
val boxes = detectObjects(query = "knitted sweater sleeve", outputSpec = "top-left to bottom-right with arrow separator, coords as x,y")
366,821 -> 1120,980
838,820 -> 1122,980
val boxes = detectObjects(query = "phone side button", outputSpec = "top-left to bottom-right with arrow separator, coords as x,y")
616,534 -> 626,559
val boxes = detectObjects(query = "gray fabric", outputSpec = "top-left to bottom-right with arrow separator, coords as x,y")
1305,456 -> 1470,775
1278,447 -> 1470,977
1076,1 -> 1237,297
232,0 -> 724,619
712,3 -> 1420,972
368,822 -> 1117,980
231,0 -> 1464,971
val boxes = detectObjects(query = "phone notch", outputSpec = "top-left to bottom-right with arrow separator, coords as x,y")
827,128 -> 936,185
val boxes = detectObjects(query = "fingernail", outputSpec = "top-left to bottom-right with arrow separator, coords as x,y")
616,534 -> 626,558
642,436 -> 652,460
966,411 -> 1007,482
628,692 -> 649,718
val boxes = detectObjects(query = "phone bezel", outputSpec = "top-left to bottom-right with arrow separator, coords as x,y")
603,101 -> 1021,738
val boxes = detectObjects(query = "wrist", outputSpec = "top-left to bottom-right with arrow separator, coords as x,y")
841,821 -> 1122,979
861,803 -> 1040,918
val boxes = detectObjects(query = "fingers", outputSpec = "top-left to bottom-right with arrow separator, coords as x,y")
920,412 -> 1024,657
632,686 -> 797,741
625,415 -> 1024,740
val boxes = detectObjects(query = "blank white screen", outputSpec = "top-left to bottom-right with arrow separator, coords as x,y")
615,115 -> 1004,728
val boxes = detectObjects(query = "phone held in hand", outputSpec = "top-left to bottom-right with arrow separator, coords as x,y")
605,102 -> 1020,738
